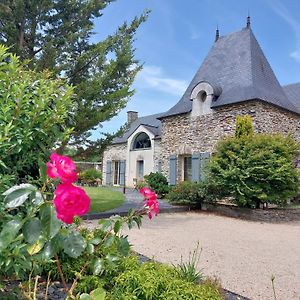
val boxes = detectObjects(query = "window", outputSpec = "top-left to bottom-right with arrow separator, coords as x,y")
137,160 -> 144,180
113,161 -> 121,185
183,156 -> 192,181
133,132 -> 151,149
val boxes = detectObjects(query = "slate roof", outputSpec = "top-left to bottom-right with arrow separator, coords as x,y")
283,83 -> 300,111
112,27 -> 300,144
112,112 -> 164,144
160,27 -> 300,118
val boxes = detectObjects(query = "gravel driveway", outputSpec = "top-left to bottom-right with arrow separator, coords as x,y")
120,212 -> 300,300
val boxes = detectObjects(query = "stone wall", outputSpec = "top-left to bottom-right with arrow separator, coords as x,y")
153,139 -> 162,172
160,100 -> 300,181
102,143 -> 127,185
203,203 -> 300,223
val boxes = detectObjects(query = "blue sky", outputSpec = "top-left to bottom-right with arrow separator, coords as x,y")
91,0 -> 300,138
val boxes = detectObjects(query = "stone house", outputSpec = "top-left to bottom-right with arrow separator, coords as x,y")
102,21 -> 300,187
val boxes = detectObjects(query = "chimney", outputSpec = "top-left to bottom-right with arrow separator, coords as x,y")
127,111 -> 138,124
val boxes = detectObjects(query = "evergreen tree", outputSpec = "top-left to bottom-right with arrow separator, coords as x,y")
0,0 -> 148,156
235,115 -> 254,138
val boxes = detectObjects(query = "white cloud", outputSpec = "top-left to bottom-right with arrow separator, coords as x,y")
136,65 -> 188,96
290,50 -> 300,63
268,0 -> 300,62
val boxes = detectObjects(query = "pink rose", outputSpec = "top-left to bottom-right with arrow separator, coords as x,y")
145,198 -> 160,219
47,153 -> 78,183
54,183 -> 90,224
140,187 -> 159,219
139,187 -> 157,201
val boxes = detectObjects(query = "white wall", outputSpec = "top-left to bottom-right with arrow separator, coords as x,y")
126,125 -> 156,187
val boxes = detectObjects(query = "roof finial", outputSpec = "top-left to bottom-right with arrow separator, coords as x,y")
246,12 -> 251,29
215,25 -> 220,42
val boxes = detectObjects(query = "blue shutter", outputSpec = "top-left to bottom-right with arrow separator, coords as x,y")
192,153 -> 201,182
119,160 -> 126,186
106,161 -> 112,185
169,155 -> 177,186
200,152 -> 210,181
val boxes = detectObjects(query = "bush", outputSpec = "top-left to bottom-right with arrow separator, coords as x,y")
0,45 -> 73,191
166,181 -> 206,207
209,133 -> 300,208
145,172 -> 169,197
79,168 -> 102,186
107,259 -> 222,300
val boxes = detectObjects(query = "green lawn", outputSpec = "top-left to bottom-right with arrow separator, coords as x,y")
83,186 -> 125,213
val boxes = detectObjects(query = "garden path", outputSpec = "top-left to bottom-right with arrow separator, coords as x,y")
85,212 -> 300,300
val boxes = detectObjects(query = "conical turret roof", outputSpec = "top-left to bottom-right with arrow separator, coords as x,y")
161,27 -> 299,118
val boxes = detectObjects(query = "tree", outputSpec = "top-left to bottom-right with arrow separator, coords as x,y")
0,0 -> 148,156
235,115 -> 254,138
0,45 -> 73,193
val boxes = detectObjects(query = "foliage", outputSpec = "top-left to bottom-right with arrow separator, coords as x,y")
106,260 -> 222,300
145,172 -> 169,197
0,45 -> 73,192
79,168 -> 103,186
235,115 -> 254,138
166,181 -> 207,207
136,180 -> 148,190
0,1 -> 149,156
176,241 -> 204,283
209,133 -> 300,208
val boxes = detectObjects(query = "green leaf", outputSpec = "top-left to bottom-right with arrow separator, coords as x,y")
100,220 -> 112,232
23,218 -> 41,244
40,204 -> 61,239
33,191 -> 43,206
90,238 -> 101,245
38,157 -> 47,184
113,220 -> 121,234
92,258 -> 103,275
117,237 -> 131,256
105,254 -> 119,263
3,184 -> 37,209
0,219 -> 22,251
42,235 -> 62,259
104,235 -> 115,248
90,287 -> 106,300
27,240 -> 44,255
86,243 -> 94,254
79,294 -> 91,300
63,231 -> 86,258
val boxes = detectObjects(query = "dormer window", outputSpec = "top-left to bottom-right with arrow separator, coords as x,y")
200,91 -> 207,102
133,132 -> 151,149
191,81 -> 221,117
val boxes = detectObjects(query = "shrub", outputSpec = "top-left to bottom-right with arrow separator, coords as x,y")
145,172 -> 169,197
209,133 -> 300,208
79,168 -> 102,185
0,45 -> 73,191
107,260 -> 222,299
166,181 -> 206,207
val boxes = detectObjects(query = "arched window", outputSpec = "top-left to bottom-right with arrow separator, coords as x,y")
133,132 -> 151,149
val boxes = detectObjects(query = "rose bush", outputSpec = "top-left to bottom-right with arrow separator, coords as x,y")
0,153 -> 160,299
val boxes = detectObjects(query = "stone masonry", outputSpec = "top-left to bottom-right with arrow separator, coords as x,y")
160,100 -> 300,181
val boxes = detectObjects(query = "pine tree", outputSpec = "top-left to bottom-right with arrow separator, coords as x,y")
0,0 -> 149,157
